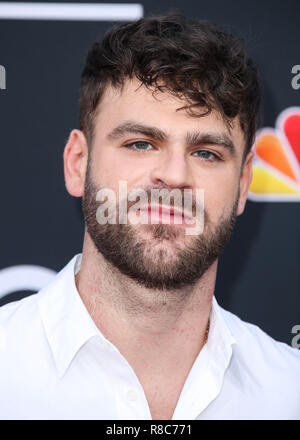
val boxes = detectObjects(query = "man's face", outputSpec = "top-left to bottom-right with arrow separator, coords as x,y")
82,78 -> 250,290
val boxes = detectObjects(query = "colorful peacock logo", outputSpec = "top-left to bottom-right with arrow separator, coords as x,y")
248,107 -> 300,201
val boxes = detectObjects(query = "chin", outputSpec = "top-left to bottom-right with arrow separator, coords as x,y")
134,222 -> 188,242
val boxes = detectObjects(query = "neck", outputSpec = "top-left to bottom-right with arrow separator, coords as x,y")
76,231 -> 215,351
76,234 -> 217,338
75,231 -> 217,419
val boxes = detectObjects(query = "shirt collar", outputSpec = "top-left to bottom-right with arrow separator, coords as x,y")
206,294 -> 237,379
38,254 -> 100,378
209,295 -> 237,353
172,296 -> 237,419
38,253 -> 237,381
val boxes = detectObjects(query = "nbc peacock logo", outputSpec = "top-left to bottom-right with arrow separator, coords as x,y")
248,107 -> 300,202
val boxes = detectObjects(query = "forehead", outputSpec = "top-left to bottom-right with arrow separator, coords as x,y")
94,78 -> 245,150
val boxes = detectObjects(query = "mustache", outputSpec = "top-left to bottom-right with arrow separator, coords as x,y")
120,186 -> 200,216
85,177 -> 210,227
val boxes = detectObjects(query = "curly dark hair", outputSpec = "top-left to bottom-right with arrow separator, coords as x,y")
79,14 -> 261,161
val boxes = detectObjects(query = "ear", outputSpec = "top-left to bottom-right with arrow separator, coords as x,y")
236,150 -> 255,216
63,129 -> 88,197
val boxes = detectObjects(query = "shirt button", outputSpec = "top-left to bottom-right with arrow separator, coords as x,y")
126,389 -> 138,402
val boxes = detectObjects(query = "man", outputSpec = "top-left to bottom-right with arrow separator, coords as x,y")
0,14 -> 299,420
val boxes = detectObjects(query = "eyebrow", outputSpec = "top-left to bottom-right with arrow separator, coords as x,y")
107,121 -> 168,143
186,131 -> 236,156
106,120 -> 236,155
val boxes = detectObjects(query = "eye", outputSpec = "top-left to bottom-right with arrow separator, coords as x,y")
192,150 -> 220,161
124,141 -> 154,152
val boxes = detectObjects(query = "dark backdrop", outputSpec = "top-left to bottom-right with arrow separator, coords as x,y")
0,0 -> 299,346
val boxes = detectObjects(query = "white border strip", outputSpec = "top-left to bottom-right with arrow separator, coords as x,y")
0,2 -> 143,21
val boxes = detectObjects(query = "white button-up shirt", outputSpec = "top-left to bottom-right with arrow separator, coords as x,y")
0,254 -> 299,420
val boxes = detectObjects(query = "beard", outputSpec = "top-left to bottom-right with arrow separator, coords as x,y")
82,163 -> 239,291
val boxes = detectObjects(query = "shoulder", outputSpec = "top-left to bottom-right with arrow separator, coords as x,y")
0,293 -> 40,324
0,254 -> 79,335
0,293 -> 43,351
219,305 -> 300,383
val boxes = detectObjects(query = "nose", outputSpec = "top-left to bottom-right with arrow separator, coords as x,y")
149,149 -> 194,189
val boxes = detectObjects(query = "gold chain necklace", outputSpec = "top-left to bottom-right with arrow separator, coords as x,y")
204,319 -> 210,345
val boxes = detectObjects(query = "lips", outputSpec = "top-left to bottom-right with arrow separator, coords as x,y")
149,205 -> 183,216
139,204 -> 192,224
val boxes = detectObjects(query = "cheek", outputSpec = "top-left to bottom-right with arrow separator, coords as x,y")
199,173 -> 239,224
92,149 -> 149,198
93,148 -> 125,185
